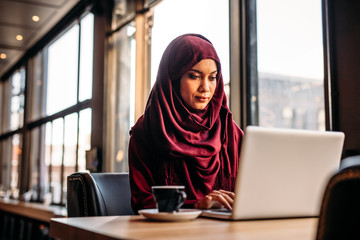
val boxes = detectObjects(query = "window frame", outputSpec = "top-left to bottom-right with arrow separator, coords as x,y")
0,6 -> 99,205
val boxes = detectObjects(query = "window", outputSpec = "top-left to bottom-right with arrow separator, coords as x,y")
34,13 -> 94,204
106,22 -> 136,172
255,0 -> 325,130
47,25 -> 79,116
0,12 -> 95,205
0,68 -> 25,198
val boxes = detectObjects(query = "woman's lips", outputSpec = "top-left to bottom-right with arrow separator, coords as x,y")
196,96 -> 209,102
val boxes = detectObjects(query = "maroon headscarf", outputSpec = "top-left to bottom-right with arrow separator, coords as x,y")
129,34 -> 243,209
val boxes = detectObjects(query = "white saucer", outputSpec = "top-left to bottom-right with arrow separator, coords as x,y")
138,209 -> 202,221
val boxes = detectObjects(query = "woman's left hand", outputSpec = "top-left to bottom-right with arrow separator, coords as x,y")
194,190 -> 235,210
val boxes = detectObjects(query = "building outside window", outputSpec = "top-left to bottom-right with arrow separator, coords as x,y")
255,0 -> 325,130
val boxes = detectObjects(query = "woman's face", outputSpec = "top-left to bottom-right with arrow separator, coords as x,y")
180,59 -> 217,110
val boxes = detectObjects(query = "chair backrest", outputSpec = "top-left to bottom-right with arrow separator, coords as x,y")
67,172 -> 134,217
316,155 -> 360,240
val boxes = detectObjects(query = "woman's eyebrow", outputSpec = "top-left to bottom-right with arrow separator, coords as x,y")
189,69 -> 218,74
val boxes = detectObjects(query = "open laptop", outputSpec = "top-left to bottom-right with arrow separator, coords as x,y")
201,126 -> 345,220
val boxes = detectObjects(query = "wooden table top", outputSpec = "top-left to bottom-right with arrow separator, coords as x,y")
50,215 -> 318,240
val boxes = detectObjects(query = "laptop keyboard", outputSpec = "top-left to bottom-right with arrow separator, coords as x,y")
208,208 -> 232,213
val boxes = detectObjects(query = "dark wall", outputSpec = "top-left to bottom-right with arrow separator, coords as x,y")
325,0 -> 360,157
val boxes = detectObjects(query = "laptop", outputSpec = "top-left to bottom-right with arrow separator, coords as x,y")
201,126 -> 345,220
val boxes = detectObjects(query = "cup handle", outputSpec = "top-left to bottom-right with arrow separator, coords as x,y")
176,191 -> 187,211
180,191 -> 187,202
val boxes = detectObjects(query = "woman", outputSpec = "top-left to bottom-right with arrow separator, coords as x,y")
128,34 -> 243,213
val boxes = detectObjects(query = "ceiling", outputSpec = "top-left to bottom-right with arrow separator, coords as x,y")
0,0 -> 80,79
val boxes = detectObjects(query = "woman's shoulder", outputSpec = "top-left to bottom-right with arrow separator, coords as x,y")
129,115 -> 148,146
130,115 -> 145,135
129,115 -> 153,154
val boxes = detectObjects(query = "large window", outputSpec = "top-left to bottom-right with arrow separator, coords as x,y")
0,68 -> 25,198
255,0 -> 325,130
0,12 -> 94,205
33,13 -> 94,205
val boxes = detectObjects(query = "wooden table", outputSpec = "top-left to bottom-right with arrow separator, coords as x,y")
50,215 -> 318,240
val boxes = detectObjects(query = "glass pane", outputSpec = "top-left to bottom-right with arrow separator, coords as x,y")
47,25 -> 79,115
28,52 -> 45,121
26,128 -> 40,201
112,0 -> 136,30
10,68 -> 25,131
79,13 -> 94,102
113,23 -> 136,172
256,0 -> 325,130
63,113 -> 78,203
78,108 -> 92,172
51,118 -> 64,204
151,0 -> 230,98
0,138 -> 12,193
44,122 -> 52,200
0,79 -> 11,134
0,82 -> 3,132
11,134 -> 22,198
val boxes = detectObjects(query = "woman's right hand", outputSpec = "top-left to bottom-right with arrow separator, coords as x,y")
194,190 -> 235,210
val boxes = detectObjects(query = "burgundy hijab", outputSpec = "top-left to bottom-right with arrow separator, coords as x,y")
129,34 -> 243,211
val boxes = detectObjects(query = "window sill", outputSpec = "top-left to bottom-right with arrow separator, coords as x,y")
0,198 -> 67,222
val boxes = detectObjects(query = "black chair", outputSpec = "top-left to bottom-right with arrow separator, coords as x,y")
316,155 -> 360,240
67,172 -> 134,217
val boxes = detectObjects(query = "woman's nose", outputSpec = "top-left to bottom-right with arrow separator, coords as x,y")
199,78 -> 210,92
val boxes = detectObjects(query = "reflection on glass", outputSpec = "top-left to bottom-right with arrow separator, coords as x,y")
10,68 -> 25,131
113,23 -> 135,172
112,0 -> 136,30
78,108 -> 92,172
63,113 -> 78,203
79,13 -> 94,102
47,25 -> 79,115
29,127 -> 40,200
28,52 -> 45,121
0,138 -> 12,191
51,118 -> 64,204
11,134 -> 22,197
0,82 -> 2,134
44,122 -> 52,200
64,113 -> 78,168
256,0 -> 325,130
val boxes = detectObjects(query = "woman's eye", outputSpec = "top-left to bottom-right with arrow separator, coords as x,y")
189,74 -> 200,79
209,76 -> 217,81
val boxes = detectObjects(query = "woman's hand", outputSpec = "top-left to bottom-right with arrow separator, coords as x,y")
194,190 -> 235,210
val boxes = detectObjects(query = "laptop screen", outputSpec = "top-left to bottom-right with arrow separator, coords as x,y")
231,126 -> 344,219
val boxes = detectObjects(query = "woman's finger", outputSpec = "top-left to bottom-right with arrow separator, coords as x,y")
195,195 -> 212,209
207,191 -> 233,209
195,190 -> 236,210
218,189 -> 235,199
209,190 -> 234,206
